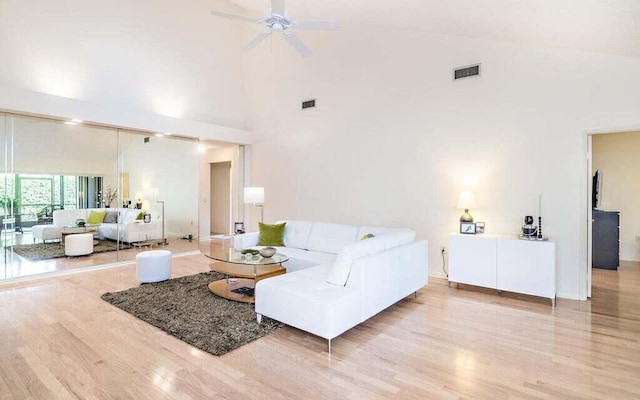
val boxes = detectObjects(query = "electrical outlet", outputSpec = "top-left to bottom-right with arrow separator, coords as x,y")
440,245 -> 447,255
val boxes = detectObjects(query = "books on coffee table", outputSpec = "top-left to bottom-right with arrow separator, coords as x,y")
230,286 -> 254,297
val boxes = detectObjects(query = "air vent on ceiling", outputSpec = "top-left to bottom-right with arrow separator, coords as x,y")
453,64 -> 480,80
302,99 -> 316,110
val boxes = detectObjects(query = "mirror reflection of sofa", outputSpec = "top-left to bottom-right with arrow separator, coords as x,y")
32,208 -> 162,244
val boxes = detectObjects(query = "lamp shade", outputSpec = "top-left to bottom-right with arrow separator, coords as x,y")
457,191 -> 477,210
244,187 -> 264,204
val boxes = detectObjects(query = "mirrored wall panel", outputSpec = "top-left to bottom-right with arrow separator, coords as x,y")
0,113 -> 200,280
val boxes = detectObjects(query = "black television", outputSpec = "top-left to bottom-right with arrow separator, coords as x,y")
592,169 -> 602,209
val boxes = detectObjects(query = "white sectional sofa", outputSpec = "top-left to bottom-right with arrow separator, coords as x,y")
233,221 -> 428,351
31,208 -> 162,244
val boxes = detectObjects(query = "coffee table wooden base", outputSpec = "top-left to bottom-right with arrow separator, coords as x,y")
208,278 -> 258,304
208,263 -> 286,303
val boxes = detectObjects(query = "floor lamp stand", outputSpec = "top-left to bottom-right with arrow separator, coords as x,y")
257,204 -> 264,223
154,200 -> 167,246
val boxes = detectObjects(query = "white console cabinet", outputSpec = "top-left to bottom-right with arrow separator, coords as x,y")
448,233 -> 556,305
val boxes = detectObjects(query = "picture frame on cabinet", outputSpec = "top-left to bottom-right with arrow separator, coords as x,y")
460,222 -> 476,234
234,222 -> 246,234
475,222 -> 485,234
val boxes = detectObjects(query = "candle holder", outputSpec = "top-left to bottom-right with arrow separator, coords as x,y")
537,216 -> 543,239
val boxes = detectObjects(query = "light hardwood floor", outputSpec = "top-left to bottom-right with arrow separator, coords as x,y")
0,230 -> 201,280
0,256 -> 638,399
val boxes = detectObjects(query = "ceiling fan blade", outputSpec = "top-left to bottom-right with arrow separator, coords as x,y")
295,20 -> 340,30
282,32 -> 312,57
244,31 -> 272,51
271,0 -> 286,16
210,10 -> 259,24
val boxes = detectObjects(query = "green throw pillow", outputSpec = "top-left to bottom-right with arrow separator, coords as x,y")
87,210 -> 106,224
136,212 -> 145,220
257,222 -> 286,246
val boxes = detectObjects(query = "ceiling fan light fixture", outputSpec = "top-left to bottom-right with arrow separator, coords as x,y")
210,0 -> 338,57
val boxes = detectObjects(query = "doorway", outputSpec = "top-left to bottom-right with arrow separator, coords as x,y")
588,130 -> 640,298
210,161 -> 231,235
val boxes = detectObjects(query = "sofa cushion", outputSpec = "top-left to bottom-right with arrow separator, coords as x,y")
279,220 -> 314,249
270,246 -> 337,273
103,211 -> 118,223
255,263 -> 362,340
306,222 -> 358,254
257,222 -> 286,246
87,210 -> 106,224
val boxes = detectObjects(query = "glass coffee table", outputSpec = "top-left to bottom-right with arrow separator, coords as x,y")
61,225 -> 100,244
203,248 -> 289,303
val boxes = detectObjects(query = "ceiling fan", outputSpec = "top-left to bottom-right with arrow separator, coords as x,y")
211,0 -> 339,57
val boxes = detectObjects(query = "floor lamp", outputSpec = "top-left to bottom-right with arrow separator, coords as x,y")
153,200 -> 167,246
244,187 -> 264,223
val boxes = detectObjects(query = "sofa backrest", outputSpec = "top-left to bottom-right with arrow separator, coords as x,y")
326,229 -> 416,286
281,220 -> 314,249
357,226 -> 415,241
53,208 -> 160,227
53,209 -> 88,227
279,221 -> 416,257
305,222 -> 359,254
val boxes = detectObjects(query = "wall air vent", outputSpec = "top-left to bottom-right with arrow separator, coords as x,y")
453,64 -> 480,80
144,137 -> 150,143
302,99 -> 316,110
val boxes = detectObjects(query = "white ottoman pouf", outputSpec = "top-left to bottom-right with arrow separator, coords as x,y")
32,224 -> 63,243
136,250 -> 172,283
64,233 -> 94,256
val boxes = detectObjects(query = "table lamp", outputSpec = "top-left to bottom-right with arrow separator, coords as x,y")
457,191 -> 476,222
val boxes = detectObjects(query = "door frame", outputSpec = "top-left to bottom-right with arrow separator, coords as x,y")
583,126 -> 640,299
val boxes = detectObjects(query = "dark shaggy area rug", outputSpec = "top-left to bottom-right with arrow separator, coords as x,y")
101,271 -> 282,356
11,239 -> 132,261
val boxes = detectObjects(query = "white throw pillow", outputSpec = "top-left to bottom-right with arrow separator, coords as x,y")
326,236 -> 388,286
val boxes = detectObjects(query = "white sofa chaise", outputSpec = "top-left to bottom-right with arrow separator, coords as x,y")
32,208 -> 162,244
234,221 -> 428,351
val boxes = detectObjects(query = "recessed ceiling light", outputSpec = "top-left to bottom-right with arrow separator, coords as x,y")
155,133 -> 164,138
64,121 -> 77,125
71,119 -> 83,123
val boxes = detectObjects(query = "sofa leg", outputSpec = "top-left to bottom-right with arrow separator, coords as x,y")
414,291 -> 417,299
328,339 -> 331,354
256,313 -> 262,324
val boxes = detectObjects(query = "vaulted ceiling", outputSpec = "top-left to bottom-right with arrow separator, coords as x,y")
1,0 -> 638,143
229,0 -> 640,58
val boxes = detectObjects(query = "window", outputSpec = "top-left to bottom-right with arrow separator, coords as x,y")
0,174 -> 101,225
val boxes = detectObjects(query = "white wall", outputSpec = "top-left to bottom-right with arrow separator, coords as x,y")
593,131 -> 640,261
0,0 -> 253,145
243,27 -> 640,300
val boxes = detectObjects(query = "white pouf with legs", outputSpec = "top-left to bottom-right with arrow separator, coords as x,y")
136,250 -> 172,283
